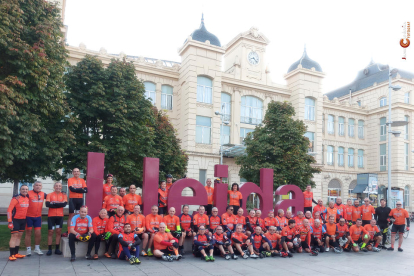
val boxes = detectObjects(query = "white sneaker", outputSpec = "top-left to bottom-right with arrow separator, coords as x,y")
242,253 -> 249,259
34,248 -> 44,255
325,248 -> 330,252
26,248 -> 32,256
250,254 -> 259,259
372,247 -> 381,252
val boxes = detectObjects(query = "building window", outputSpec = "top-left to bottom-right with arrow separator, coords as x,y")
380,117 -> 387,141
305,97 -> 315,121
405,186 -> 410,208
358,120 -> 364,139
197,76 -> 212,104
328,115 -> 334,134
161,85 -> 173,110
241,96 -> 263,125
196,116 -> 211,144
405,116 -> 409,140
380,97 -> 387,107
144,82 -> 156,105
338,117 -> 345,136
327,146 -> 334,165
305,132 -> 315,152
357,100 -> 361,106
221,125 -> 230,145
380,144 -> 386,171
348,118 -> 355,137
328,179 -> 342,202
358,149 -> 364,168
338,147 -> 344,166
348,148 -> 354,167
221,93 -> 231,121
240,128 -> 254,144
405,92 -> 410,104
199,169 -> 207,186
405,143 -> 409,170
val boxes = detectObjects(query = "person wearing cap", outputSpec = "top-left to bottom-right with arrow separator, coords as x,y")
166,174 -> 173,190
387,201 -> 410,252
204,178 -> 215,215
103,174 -> 114,202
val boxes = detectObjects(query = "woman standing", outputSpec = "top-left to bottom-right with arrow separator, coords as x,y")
228,183 -> 242,215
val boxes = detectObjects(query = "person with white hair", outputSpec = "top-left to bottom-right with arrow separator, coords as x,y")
387,201 -> 410,252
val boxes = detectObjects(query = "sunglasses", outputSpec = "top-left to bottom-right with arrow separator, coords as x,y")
229,209 -> 234,211
396,204 -> 402,205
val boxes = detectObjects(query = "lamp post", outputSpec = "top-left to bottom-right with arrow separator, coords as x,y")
215,105 -> 229,165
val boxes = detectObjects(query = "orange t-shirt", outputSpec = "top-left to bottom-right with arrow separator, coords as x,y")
228,190 -> 242,206
209,215 -> 221,230
222,213 -> 236,231
275,216 -> 287,228
93,216 -> 108,235
154,232 -> 175,250
303,191 -> 313,208
307,218 -> 315,228
68,177 -> 87,199
294,217 -> 305,229
389,208 -> 409,225
264,217 -> 277,227
158,188 -> 168,208
298,225 -> 311,242
231,231 -> 248,244
205,186 -> 214,205
313,205 -> 326,220
337,223 -> 349,238
349,225 -> 368,241
352,206 -> 362,221
344,205 -> 353,221
145,214 -> 163,232
123,193 -> 142,213
335,204 -> 345,220
126,214 -> 146,229
26,190 -> 46,217
361,205 -> 375,221
102,184 -> 112,201
323,223 -> 337,236
7,194 -> 29,222
265,232 -> 281,248
103,194 -> 123,211
281,226 -> 298,240
364,224 -> 380,239
163,215 -> 180,231
193,213 -> 209,228
235,215 -> 246,226
46,192 -> 68,217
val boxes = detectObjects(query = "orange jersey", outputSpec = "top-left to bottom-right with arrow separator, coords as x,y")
70,214 -> 92,235
213,232 -> 227,243
228,190 -> 242,206
154,232 -> 175,250
275,216 -> 287,228
205,186 -> 214,205
324,207 -> 338,221
307,218 -> 315,228
311,225 -> 326,239
294,217 -> 305,229
313,205 -> 326,220
103,194 -> 123,211
303,191 -> 314,207
222,213 -> 236,231
352,206 -> 362,221
231,231 -> 248,244
298,225 -> 311,242
123,193 -> 142,213
118,232 -> 137,252
343,205 -> 353,221
46,192 -> 67,217
163,215 -> 180,231
193,213 -> 209,228
337,223 -> 349,238
349,225 -> 368,241
26,190 -> 46,217
166,183 -> 173,190
7,194 -> 29,222
158,188 -> 168,208
323,223 -> 338,236
389,208 -> 409,225
106,214 -> 126,235
126,213 -> 146,229
281,226 -> 298,240
178,213 -> 192,230
209,215 -> 221,230
256,218 -> 265,229
251,233 -> 268,249
145,214 -> 163,232
364,224 -> 380,239
265,232 -> 281,248
93,216 -> 108,235
264,217 -> 277,228
102,184 -> 113,201
361,205 -> 375,221
68,177 -> 87,199
335,204 -> 345,220
235,215 -> 246,226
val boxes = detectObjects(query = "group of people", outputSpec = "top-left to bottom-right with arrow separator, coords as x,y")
7,171 -> 411,264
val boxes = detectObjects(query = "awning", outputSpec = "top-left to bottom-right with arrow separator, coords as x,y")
352,184 -> 368,194
221,144 -> 246,158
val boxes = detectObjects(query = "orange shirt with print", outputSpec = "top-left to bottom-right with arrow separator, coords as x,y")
158,188 -> 168,208
154,232 -> 175,250
303,191 -> 314,208
163,215 -> 180,231
68,177 -> 87,199
123,194 -> 142,213
337,223 -> 349,238
102,184 -> 112,201
205,186 -> 214,205
103,194 -> 124,211
145,214 -> 163,232
228,190 -> 242,206
389,208 -> 409,225
231,231 -> 248,245
126,214 -> 146,229
222,213 -> 236,231
46,192 -> 67,217
352,206 -> 362,221
349,225 -> 368,241
361,205 -> 375,221
343,205 -> 353,221
364,224 -> 380,239
265,232 -> 281,248
7,194 -> 29,222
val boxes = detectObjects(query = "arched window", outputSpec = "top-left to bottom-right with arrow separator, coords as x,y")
405,186 -> 410,207
348,148 -> 354,167
338,117 -> 345,136
338,147 -> 344,166
348,118 -> 355,137
197,76 -> 212,104
143,82 -> 156,105
161,85 -> 173,110
380,97 -> 387,107
305,97 -> 315,121
348,180 -> 357,195
221,93 -> 231,121
380,117 -> 387,141
328,179 -> 341,202
241,96 -> 263,125
358,120 -> 364,139
327,145 -> 334,165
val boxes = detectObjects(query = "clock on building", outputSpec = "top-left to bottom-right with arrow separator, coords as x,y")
248,51 -> 259,65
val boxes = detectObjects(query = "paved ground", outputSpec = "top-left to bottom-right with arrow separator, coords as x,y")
0,237 -> 413,276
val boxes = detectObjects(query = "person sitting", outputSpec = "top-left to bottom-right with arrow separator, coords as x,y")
177,205 -> 194,255
91,208 -> 109,259
126,205 -> 148,256
363,219 -> 382,252
193,226 -> 215,262
212,226 -> 237,260
104,206 -> 126,259
117,223 -> 141,264
153,223 -> 181,261
250,226 -> 272,257
68,206 -> 94,262
144,205 -> 163,256
348,218 -> 370,252
231,224 -> 256,259
264,226 -> 281,256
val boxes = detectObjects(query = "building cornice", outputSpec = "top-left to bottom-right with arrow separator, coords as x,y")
221,76 -> 290,95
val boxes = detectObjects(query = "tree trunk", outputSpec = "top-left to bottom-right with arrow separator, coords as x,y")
13,179 -> 19,195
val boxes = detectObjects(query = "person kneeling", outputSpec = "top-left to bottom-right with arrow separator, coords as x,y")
193,226 -> 215,262
117,224 -> 141,265
153,223 -> 181,262
213,226 -> 237,260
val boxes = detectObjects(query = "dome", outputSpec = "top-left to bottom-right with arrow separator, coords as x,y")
287,46 -> 322,73
187,14 -> 221,47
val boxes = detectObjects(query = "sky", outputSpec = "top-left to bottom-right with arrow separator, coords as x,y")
64,0 -> 414,93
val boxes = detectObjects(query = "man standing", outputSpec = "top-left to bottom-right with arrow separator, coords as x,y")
25,181 -> 46,256
303,185 -> 317,213
102,174 -> 114,202
145,205 -> 163,256
204,179 -> 214,215
361,198 -> 375,226
119,188 -> 126,199
166,174 -> 173,190
344,199 -> 354,224
335,198 -> 345,222
68,206 -> 94,262
387,201 -> 410,252
45,182 -> 67,256
123,185 -> 142,215
313,200 -> 326,222
352,199 -> 362,224
374,198 -> 391,249
68,168 -> 87,229
103,186 -> 124,217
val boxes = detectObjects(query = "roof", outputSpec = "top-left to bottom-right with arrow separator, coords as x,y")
186,14 -> 221,47
287,46 -> 323,73
325,60 -> 414,100
352,183 -> 368,194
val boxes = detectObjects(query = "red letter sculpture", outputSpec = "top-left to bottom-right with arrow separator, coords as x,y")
275,185 -> 304,216
86,152 -> 105,218
167,179 -> 208,213
142,157 -> 159,216
213,165 -> 229,216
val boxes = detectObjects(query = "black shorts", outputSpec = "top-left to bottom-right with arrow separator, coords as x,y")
362,220 -> 371,226
304,207 -> 313,213
171,231 -> 182,239
160,248 -> 174,255
69,198 -> 84,213
232,243 -> 248,253
284,238 -> 293,243
300,241 -> 309,249
11,218 -> 26,233
391,224 -> 405,234
48,216 -> 64,230
158,207 -> 167,215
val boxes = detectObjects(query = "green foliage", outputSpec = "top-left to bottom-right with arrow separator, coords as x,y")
0,0 -> 75,193
236,101 -> 320,191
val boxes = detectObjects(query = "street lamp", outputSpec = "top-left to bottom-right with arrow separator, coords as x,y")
215,107 -> 229,165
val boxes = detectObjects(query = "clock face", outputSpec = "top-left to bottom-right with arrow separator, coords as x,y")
248,51 -> 259,65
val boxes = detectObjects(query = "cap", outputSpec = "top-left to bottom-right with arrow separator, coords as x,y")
166,174 -> 173,178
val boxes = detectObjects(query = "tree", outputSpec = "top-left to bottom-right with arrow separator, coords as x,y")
236,101 -> 321,190
0,0 -> 75,193
152,108 -> 188,181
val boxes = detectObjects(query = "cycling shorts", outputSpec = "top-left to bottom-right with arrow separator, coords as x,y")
391,224 -> 405,234
159,248 -> 174,256
11,218 -> 26,233
48,216 -> 64,230
69,198 -> 84,213
362,220 -> 371,226
301,241 -> 309,249
158,207 -> 167,215
26,216 -> 42,229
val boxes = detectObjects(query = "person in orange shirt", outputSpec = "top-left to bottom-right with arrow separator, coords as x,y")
228,183 -> 242,215
123,184 -> 142,215
158,181 -> 168,216
163,207 -> 181,234
193,225 -> 215,261
126,205 -> 148,257
348,218 -> 369,252
255,210 -> 266,231
323,215 -> 340,252
117,223 -> 141,264
102,174 -> 113,202
310,219 -> 326,252
294,211 -> 305,230
231,224 -> 255,258
275,209 -> 287,232
165,174 -> 173,190
305,211 -> 315,228
67,168 -> 87,231
7,185 -> 29,261
264,210 -> 277,230
296,219 -> 311,253
145,205 -> 163,256
45,182 -> 67,256
208,207 -> 221,233
313,199 -> 326,222
246,210 -> 258,235
337,218 -> 351,251
92,208 -> 109,259
303,185 -> 317,213
363,219 -> 381,252
119,188 -> 126,199
25,180 -> 46,256
235,208 -> 247,230
361,198 -> 375,226
281,219 -> 298,255
68,206 -> 94,262
193,205 -> 210,233
103,186 -> 124,217
212,225 -> 237,259
265,226 -> 281,255
222,206 -> 236,237
204,178 -> 214,215
343,199 -> 354,224
322,201 -> 340,222
153,222 -> 180,261
177,205 -> 194,255
335,198 -> 346,222
105,206 -> 127,259
352,199 -> 362,223
387,201 -> 410,252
